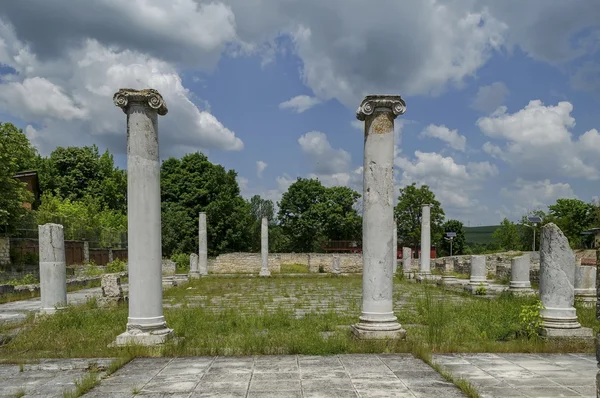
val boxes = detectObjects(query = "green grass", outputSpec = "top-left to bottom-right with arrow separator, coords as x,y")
279,263 -> 310,273
1,276 -> 597,362
12,388 -> 25,398
464,225 -> 499,245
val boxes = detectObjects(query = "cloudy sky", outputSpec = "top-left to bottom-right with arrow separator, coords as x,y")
0,1 -> 599,226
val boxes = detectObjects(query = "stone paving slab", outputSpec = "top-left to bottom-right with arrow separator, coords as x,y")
82,354 -> 467,397
0,358 -> 114,398
433,353 -> 596,398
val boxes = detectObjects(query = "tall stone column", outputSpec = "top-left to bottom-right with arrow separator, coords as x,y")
38,223 -> 67,314
260,217 -> 271,276
352,95 -> 406,339
113,88 -> 173,346
539,223 -> 591,337
198,212 -> 208,276
418,204 -> 431,280
392,222 -> 398,274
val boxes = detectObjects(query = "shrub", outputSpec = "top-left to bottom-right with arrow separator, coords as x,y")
519,300 -> 544,339
107,259 -> 126,273
171,253 -> 190,273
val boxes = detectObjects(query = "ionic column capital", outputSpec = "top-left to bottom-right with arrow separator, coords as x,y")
356,95 -> 406,121
113,88 -> 168,116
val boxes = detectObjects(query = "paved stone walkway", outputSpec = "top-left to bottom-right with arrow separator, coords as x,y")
84,354 -> 465,398
0,354 -> 596,397
433,353 -> 596,397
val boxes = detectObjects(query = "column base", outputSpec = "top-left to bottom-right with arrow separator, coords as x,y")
416,272 -> 432,282
574,294 -> 596,307
351,314 -> 406,340
540,326 -> 592,338
465,281 -> 489,294
112,325 -> 174,346
259,270 -> 271,277
540,307 -> 584,330
189,272 -> 201,279
439,275 -> 459,285
37,306 -> 66,317
508,287 -> 536,296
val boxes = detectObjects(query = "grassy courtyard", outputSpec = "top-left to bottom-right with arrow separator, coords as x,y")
0,275 -> 597,362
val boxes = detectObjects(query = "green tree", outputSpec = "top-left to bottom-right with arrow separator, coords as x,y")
547,198 -> 594,248
492,218 -> 521,251
248,195 -> 276,251
160,152 -> 253,257
277,178 -> 362,252
394,183 -> 445,247
37,145 -> 127,212
439,219 -> 466,256
0,123 -> 36,232
518,210 -> 547,251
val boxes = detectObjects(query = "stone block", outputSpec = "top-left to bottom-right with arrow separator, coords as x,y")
161,259 -> 176,275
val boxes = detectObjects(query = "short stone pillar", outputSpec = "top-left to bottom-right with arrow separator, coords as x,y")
38,223 -> 67,314
441,258 -> 458,285
509,254 -> 534,296
574,265 -> 596,306
113,88 -> 173,345
539,223 -> 591,337
98,274 -> 124,307
417,204 -> 431,280
108,248 -> 114,263
198,212 -> 208,276
259,217 -> 271,276
332,255 -> 341,274
392,222 -> 398,274
83,241 -> 90,264
465,255 -> 488,294
189,253 -> 200,279
351,95 -> 406,340
402,247 -> 412,275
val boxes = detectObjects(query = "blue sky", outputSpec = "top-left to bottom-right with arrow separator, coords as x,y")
0,1 -> 599,226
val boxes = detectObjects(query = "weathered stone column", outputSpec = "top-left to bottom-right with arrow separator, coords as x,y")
352,95 -> 406,339
189,253 -> 200,279
574,265 -> 596,306
113,88 -> 173,345
393,222 -> 398,274
260,217 -> 270,276
441,258 -> 458,285
418,204 -> 431,280
332,255 -> 341,274
509,254 -> 534,296
198,212 -> 208,276
402,247 -> 412,275
539,223 -> 591,337
83,241 -> 90,264
466,255 -> 488,294
38,223 -> 67,314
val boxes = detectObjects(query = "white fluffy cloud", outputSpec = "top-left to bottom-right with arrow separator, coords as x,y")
498,178 -> 577,219
478,100 -> 600,181
420,124 -> 467,152
298,131 -> 351,175
256,160 -> 268,177
395,151 -> 498,216
278,95 -> 321,113
470,82 -> 509,113
0,22 -> 243,157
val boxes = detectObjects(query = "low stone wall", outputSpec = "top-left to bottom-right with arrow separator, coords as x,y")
210,252 -> 363,274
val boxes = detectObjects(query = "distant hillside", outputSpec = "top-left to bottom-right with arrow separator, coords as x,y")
464,225 -> 499,245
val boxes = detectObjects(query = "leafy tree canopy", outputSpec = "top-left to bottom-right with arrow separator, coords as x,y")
160,152 -> 253,257
492,217 -> 521,251
439,219 -> 466,256
394,183 -> 445,247
0,123 -> 36,231
277,178 -> 362,252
